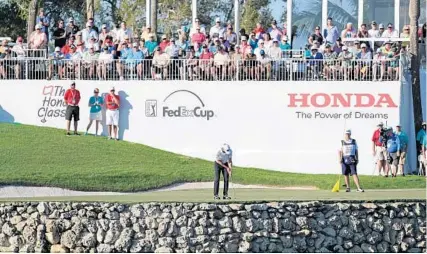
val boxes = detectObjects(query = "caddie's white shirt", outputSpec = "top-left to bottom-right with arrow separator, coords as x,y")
216,149 -> 233,164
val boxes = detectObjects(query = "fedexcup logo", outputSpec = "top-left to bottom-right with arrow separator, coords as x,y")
145,90 -> 215,120
38,85 -> 67,123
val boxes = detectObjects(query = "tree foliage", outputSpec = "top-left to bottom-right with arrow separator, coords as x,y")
0,1 -> 27,39
241,0 -> 260,33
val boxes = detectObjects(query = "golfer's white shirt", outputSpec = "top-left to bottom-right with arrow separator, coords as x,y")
216,149 -> 233,164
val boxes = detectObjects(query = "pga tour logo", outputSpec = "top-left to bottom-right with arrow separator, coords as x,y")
38,85 -> 67,123
145,90 -> 215,120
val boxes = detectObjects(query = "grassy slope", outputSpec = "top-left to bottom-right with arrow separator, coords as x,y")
0,123 -> 425,192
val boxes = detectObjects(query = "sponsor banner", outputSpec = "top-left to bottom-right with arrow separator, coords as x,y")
0,80 -> 407,175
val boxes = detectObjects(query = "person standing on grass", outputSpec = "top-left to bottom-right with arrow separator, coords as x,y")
339,130 -> 364,192
105,87 -> 120,140
372,122 -> 388,176
85,88 -> 104,136
214,143 -> 233,200
64,82 -> 81,136
395,124 -> 408,176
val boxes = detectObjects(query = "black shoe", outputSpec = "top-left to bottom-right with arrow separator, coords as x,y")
66,132 -> 71,136
214,196 -> 220,200
346,188 -> 350,192
223,196 -> 231,200
74,132 -> 80,136
402,173 -> 405,177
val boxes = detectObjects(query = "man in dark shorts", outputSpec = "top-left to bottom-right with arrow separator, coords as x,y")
64,82 -> 81,136
339,130 -> 364,192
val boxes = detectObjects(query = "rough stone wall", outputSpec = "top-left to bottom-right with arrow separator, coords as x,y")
0,201 -> 425,253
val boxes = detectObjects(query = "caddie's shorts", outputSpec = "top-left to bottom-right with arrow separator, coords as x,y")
388,152 -> 399,167
399,147 -> 407,165
341,163 -> 357,176
65,105 -> 79,121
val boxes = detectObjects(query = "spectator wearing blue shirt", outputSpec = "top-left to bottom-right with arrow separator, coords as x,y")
416,122 -> 426,152
145,34 -> 158,56
85,88 -> 104,136
381,127 -> 401,177
248,33 -> 258,53
36,9 -> 50,36
323,17 -> 339,45
395,124 -> 409,176
126,42 -> 145,79
279,36 -> 291,58
117,41 -> 132,80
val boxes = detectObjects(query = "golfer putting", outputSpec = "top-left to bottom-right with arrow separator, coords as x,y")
214,144 -> 233,200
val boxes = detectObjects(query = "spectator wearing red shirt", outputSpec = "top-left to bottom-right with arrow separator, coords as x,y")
105,86 -> 120,140
63,82 -> 81,136
61,36 -> 75,55
159,35 -> 170,52
199,45 -> 214,80
191,27 -> 206,49
372,122 -> 389,176
253,23 -> 265,40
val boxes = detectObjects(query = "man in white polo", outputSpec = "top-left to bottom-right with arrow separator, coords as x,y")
105,86 -> 120,140
214,143 -> 233,200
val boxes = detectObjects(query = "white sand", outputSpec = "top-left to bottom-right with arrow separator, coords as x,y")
0,182 -> 317,198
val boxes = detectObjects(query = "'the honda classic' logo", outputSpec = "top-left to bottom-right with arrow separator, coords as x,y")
145,90 -> 215,120
287,93 -> 398,108
38,85 -> 67,123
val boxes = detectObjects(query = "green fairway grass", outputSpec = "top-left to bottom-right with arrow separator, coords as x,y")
0,123 -> 425,192
0,189 -> 425,203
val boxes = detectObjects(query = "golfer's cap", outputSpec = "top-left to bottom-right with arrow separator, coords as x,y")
361,43 -> 367,48
110,86 -> 115,91
221,143 -> 231,153
132,42 -> 138,47
377,122 -> 384,127
379,23 -> 385,28
215,17 -> 221,23
422,122 -> 426,126
342,46 -> 348,51
345,129 -> 351,134
241,36 -> 247,41
55,47 -> 61,52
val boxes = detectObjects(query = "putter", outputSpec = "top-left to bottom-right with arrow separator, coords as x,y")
230,173 -> 236,199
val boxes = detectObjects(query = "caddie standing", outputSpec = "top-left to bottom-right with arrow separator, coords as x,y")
339,130 -> 364,192
214,144 -> 233,200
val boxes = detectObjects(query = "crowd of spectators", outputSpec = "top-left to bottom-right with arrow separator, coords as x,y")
0,9 -> 426,81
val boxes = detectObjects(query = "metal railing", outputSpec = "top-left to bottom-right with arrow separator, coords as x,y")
0,58 -> 404,81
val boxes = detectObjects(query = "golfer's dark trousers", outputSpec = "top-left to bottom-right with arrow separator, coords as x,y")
214,161 -> 229,196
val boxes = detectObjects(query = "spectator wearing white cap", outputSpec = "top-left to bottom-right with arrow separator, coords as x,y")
29,24 -> 48,50
48,46 -> 65,80
279,36 -> 291,51
82,44 -> 99,79
117,21 -> 133,43
337,45 -> 353,80
53,19 -> 67,49
354,43 -> 372,80
339,130 -> 364,192
254,39 -> 268,60
65,17 -> 80,38
214,143 -> 233,200
209,17 -> 225,39
81,22 -> 98,46
98,24 -> 111,43
382,23 -> 399,38
105,86 -> 120,140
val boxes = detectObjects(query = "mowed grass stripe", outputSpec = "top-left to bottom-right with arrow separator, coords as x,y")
0,123 -> 425,192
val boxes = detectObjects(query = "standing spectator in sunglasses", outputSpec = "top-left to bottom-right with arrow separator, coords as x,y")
309,26 -> 324,46
53,19 -> 67,49
85,88 -> 104,136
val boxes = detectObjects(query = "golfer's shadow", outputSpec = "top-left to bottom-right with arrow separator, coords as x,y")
118,91 -> 132,140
